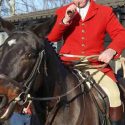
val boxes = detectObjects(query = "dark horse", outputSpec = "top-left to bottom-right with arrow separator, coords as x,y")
0,16 -> 124,125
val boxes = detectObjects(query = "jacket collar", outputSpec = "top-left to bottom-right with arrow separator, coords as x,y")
67,0 -> 99,22
83,0 -> 99,22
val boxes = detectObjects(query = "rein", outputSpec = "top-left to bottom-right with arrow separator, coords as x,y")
22,50 -> 45,97
28,71 -> 84,101
28,54 -> 107,102
60,54 -> 107,68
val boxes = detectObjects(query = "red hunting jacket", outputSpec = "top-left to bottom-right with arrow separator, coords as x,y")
47,0 -> 125,80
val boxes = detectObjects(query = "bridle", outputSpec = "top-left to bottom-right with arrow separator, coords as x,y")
20,49 -> 45,104
0,49 -> 45,120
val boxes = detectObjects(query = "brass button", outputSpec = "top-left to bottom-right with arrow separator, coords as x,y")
82,23 -> 85,26
81,44 -> 85,47
82,30 -> 85,33
81,37 -> 85,40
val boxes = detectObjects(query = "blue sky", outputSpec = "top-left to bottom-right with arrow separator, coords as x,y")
16,0 -> 71,11
1,0 -> 71,16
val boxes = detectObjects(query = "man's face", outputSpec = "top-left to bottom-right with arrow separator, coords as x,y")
73,0 -> 88,8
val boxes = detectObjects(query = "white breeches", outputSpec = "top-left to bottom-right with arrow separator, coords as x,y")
85,69 -> 121,107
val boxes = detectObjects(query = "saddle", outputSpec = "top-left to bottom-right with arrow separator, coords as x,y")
72,68 -> 110,124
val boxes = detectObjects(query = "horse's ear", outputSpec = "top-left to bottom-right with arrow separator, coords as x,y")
31,15 -> 57,38
0,17 -> 15,34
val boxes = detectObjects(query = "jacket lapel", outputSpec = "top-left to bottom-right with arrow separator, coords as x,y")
83,0 -> 99,22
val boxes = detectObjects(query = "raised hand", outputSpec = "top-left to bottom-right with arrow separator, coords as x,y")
63,4 -> 77,24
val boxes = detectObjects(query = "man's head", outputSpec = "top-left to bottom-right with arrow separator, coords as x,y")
73,0 -> 89,8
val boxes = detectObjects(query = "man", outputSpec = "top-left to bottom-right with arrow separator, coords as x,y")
47,0 -> 125,124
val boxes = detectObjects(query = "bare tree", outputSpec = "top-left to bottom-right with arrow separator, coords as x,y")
0,0 -> 15,16
0,0 -> 3,14
43,0 -> 71,9
19,0 -> 37,12
6,0 -> 15,15
0,0 -> 72,16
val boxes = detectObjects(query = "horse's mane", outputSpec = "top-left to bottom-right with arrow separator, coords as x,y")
39,39 -> 70,101
45,40 -> 60,60
45,39 -> 68,76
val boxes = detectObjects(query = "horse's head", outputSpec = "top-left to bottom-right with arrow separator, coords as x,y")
0,16 -> 56,120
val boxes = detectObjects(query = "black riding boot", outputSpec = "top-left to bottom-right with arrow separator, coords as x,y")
110,105 -> 123,125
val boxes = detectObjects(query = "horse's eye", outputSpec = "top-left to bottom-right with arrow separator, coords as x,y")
25,53 -> 36,59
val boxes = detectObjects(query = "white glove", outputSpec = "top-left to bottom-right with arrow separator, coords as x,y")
98,48 -> 116,63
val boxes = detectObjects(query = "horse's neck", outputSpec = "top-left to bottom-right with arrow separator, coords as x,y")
45,49 -> 68,94
45,45 -> 82,101
45,42 -> 68,84
44,41 -> 85,101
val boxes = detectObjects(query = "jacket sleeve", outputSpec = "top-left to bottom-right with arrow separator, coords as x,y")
106,8 -> 125,58
47,9 -> 71,42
